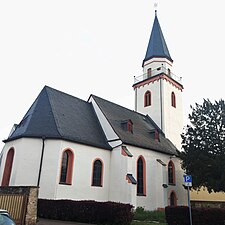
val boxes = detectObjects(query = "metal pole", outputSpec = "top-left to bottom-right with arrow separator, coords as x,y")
187,186 -> 193,225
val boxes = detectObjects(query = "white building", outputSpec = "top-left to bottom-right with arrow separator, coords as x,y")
0,11 -> 187,210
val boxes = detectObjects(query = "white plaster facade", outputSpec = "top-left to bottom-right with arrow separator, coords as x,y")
134,57 -> 183,150
0,136 -> 187,210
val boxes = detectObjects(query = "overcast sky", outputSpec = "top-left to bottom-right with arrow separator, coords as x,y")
0,1 -> 224,150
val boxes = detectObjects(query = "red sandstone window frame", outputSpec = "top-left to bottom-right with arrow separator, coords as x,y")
91,158 -> 104,187
144,91 -> 152,107
1,148 -> 15,186
168,160 -> 176,185
169,190 -> 177,206
171,92 -> 176,108
137,156 -> 146,196
59,149 -> 74,185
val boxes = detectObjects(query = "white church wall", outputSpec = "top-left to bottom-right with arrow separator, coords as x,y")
135,80 -> 162,128
120,145 -> 187,210
143,58 -> 173,78
108,146 -> 133,204
38,139 -> 63,199
163,81 -> 183,149
0,138 -> 43,186
54,140 -> 111,202
170,158 -> 187,206
0,138 -> 112,202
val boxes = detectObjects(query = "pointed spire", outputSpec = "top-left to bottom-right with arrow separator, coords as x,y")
143,11 -> 173,66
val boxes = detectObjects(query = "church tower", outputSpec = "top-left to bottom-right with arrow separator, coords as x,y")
133,11 -> 183,149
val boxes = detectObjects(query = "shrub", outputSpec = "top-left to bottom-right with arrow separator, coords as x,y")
38,199 -> 134,225
165,206 -> 225,225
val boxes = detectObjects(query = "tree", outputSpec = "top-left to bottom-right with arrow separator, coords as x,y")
179,99 -> 225,193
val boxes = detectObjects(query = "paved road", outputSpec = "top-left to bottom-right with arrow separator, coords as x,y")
37,218 -> 91,225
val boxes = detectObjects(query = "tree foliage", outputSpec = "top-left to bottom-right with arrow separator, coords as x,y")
179,99 -> 225,193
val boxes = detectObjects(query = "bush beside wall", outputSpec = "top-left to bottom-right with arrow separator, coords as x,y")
165,206 -> 225,225
38,199 -> 134,225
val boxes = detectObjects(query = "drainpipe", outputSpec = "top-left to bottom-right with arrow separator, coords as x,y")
134,88 -> 137,111
160,78 -> 163,132
37,137 -> 45,187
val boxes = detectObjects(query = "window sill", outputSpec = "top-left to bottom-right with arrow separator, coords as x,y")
168,183 -> 176,186
137,193 -> 146,197
59,182 -> 72,186
91,185 -> 102,187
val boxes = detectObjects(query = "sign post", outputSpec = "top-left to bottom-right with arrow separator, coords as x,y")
184,175 -> 193,225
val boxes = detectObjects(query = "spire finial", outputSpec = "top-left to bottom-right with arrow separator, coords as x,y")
154,1 -> 158,15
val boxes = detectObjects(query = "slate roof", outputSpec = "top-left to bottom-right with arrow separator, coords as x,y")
5,86 -> 178,155
91,95 -> 178,155
5,86 -> 111,150
143,11 -> 173,65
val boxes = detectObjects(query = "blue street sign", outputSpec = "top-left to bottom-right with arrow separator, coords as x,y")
184,175 -> 192,183
184,175 -> 192,187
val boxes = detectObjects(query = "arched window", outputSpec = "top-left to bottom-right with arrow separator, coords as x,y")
171,92 -> 176,108
137,156 -> 146,195
168,68 -> 171,76
92,159 -> 103,187
60,149 -> 74,184
144,91 -> 151,107
168,160 -> 176,185
170,191 -> 177,206
147,68 -> 152,78
2,148 -> 14,186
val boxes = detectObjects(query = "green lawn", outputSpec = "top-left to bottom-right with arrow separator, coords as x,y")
132,207 -> 167,225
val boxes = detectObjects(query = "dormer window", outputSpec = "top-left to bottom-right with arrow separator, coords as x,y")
148,129 -> 160,141
154,129 -> 159,141
127,120 -> 133,133
121,119 -> 133,133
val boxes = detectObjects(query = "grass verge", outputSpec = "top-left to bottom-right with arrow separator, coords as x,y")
132,207 -> 167,225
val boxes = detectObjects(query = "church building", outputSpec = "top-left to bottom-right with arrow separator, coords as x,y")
0,11 -> 187,210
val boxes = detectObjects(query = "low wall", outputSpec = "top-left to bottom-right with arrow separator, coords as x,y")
0,186 -> 39,225
192,200 -> 225,208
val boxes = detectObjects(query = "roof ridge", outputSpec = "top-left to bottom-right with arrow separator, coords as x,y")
91,94 -> 137,114
44,87 -> 63,138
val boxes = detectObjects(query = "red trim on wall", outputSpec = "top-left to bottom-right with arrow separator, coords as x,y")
133,74 -> 183,91
121,148 -> 127,156
144,91 -> 152,107
169,190 -> 177,206
126,175 -> 132,184
91,158 -> 104,187
59,148 -> 74,185
168,160 -> 176,185
171,92 -> 176,108
137,155 -> 146,196
1,148 -> 15,186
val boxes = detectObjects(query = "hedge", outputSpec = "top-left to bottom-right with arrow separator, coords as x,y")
38,199 -> 134,225
165,206 -> 225,225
